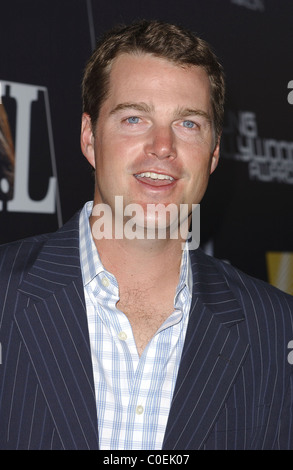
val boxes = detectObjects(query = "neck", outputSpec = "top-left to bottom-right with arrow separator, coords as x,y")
89,213 -> 185,286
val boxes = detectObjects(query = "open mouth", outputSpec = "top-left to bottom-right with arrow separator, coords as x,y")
134,171 -> 175,187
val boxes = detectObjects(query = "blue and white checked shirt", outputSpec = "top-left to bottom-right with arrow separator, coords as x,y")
79,201 -> 192,450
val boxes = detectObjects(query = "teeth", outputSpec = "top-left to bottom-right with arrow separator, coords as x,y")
136,172 -> 174,180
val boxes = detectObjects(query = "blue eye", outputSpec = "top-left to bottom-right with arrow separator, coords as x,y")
127,116 -> 140,124
182,120 -> 195,128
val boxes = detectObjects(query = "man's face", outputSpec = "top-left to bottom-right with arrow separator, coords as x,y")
81,53 -> 220,231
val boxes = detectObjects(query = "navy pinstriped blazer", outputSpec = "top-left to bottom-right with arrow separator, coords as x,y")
0,211 -> 293,450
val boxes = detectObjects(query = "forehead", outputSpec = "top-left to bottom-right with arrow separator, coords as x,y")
106,53 -> 212,109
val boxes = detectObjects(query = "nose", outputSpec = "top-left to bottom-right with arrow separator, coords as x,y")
145,125 -> 177,160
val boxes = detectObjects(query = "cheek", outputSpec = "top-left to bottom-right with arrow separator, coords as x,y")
101,130 -> 142,159
186,153 -> 213,191
95,138 -> 134,190
186,147 -> 213,175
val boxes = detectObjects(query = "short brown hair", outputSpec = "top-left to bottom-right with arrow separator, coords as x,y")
82,20 -> 225,139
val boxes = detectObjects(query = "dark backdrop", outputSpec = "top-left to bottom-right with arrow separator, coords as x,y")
1,0 -> 293,294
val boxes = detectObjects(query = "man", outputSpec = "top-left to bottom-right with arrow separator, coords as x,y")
0,20 -> 293,450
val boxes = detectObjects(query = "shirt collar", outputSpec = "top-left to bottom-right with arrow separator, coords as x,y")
79,201 -> 105,286
79,201 -> 193,295
179,241 -> 193,295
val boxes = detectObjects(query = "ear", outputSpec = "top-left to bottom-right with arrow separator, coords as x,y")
80,113 -> 96,169
210,137 -> 220,174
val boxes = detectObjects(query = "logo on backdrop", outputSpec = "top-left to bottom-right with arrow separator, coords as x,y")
230,0 -> 265,11
222,110 -> 293,184
0,80 -> 59,215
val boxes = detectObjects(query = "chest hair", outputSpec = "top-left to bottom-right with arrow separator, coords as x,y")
117,285 -> 175,356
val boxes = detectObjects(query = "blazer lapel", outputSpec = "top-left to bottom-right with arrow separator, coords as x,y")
13,218 -> 249,450
163,249 -> 250,450
14,213 -> 99,449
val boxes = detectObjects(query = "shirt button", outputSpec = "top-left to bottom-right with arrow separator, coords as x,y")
136,405 -> 144,415
102,277 -> 109,287
118,331 -> 127,341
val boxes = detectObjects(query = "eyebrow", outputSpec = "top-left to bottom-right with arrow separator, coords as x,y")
175,107 -> 212,123
110,102 -> 154,115
110,102 -> 212,123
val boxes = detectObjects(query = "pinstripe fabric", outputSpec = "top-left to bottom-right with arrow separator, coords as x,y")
163,250 -> 293,449
0,217 -> 99,449
0,211 -> 293,449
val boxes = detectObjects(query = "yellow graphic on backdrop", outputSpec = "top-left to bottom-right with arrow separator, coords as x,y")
266,252 -> 293,295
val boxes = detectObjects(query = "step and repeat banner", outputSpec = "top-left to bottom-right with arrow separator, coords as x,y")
1,0 -> 293,293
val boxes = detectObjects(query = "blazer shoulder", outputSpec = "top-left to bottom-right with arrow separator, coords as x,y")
206,250 -> 293,307
0,210 -> 81,280
0,233 -> 50,279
